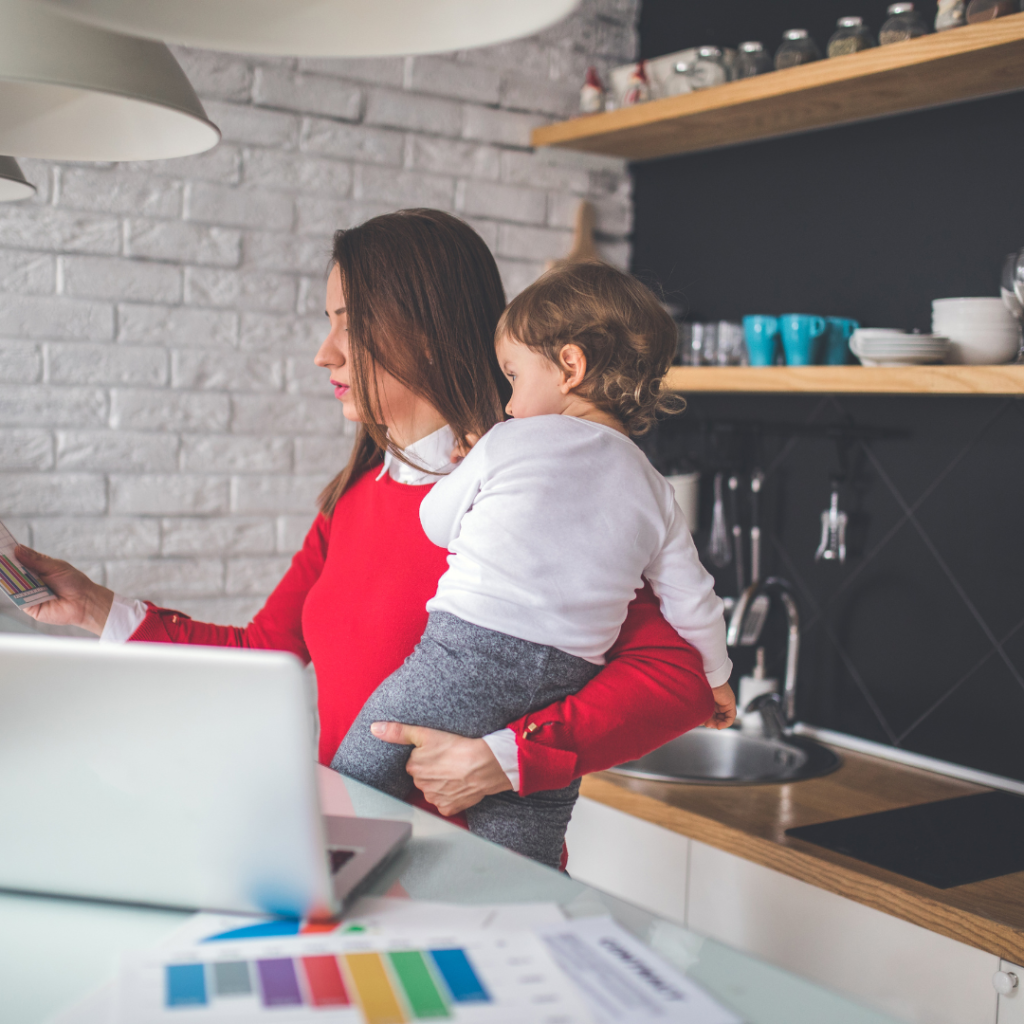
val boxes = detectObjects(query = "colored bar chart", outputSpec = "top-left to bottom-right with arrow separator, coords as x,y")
0,552 -> 51,607
160,947 -> 484,1019
0,520 -> 54,608
123,926 -> 593,1023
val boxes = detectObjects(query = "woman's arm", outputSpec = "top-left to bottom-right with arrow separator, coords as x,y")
374,581 -> 717,812
509,581 -> 715,796
16,514 -> 333,662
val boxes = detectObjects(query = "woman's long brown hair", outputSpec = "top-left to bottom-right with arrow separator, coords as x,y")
318,209 -> 509,517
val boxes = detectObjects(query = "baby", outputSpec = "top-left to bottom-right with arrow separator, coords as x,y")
332,260 -> 733,868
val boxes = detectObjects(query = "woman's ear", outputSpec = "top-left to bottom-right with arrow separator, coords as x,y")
558,344 -> 587,393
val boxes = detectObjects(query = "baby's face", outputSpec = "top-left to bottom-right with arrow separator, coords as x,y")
495,333 -> 567,419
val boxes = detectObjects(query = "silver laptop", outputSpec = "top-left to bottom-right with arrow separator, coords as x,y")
0,634 -> 410,920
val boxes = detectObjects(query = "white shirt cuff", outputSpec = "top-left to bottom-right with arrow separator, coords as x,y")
482,728 -> 520,794
705,657 -> 734,689
100,594 -> 148,644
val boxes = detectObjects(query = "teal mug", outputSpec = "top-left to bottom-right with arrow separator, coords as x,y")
779,314 -> 826,366
823,317 -> 859,365
742,315 -> 779,366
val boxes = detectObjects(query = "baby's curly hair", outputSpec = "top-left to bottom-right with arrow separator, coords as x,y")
496,260 -> 681,435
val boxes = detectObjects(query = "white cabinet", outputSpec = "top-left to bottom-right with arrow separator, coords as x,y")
997,960 -> 1024,1023
565,796 -> 688,925
687,840 -> 998,1024
565,796 -> 1002,1024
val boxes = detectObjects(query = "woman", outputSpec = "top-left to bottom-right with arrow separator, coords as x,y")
18,209 -> 719,851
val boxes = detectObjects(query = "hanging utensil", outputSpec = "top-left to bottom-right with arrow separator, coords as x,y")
749,469 -> 764,581
728,474 -> 745,592
709,472 -> 732,568
738,470 -> 770,645
814,480 -> 848,564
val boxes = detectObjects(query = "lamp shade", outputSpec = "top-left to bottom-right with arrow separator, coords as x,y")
0,156 -> 35,201
0,0 -> 219,162
36,0 -> 580,57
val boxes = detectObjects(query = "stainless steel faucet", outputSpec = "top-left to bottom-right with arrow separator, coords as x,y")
726,576 -> 800,725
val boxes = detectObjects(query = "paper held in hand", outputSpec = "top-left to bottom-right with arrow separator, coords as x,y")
0,519 -> 54,608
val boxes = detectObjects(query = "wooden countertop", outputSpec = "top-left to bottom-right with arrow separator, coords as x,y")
581,748 -> 1024,962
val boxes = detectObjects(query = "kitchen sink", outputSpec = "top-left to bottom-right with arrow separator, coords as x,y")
608,728 -> 841,785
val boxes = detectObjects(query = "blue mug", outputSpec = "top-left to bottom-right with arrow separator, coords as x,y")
742,315 -> 779,366
779,314 -> 827,366
823,317 -> 859,365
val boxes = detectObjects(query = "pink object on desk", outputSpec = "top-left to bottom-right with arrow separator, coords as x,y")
316,764 -> 355,817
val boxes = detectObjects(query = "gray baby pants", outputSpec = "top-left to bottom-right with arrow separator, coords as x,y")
331,611 -> 600,869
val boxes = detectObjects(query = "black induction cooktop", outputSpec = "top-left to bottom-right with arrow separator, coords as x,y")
785,790 -> 1024,889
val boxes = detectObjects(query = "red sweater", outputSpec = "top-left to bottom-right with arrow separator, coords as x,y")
130,468 -> 714,795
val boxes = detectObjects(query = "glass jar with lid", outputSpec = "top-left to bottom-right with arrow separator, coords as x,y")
735,41 -> 774,78
965,0 -> 1018,22
774,29 -> 822,70
684,46 -> 729,90
827,17 -> 877,57
879,3 -> 929,44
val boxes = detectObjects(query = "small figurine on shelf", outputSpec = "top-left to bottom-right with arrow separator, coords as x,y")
935,0 -> 967,29
579,66 -> 606,115
622,60 -> 650,106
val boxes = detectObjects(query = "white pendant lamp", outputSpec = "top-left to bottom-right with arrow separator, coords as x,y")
0,156 -> 36,201
35,0 -> 580,58
0,0 -> 219,162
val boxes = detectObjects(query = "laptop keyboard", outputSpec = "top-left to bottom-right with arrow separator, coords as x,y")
329,849 -> 356,875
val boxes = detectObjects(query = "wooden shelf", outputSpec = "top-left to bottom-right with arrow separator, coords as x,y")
663,365 -> 1024,394
532,14 -> 1024,160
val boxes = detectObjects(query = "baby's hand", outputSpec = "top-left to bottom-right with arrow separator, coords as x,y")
703,682 -> 737,730
450,433 -> 480,462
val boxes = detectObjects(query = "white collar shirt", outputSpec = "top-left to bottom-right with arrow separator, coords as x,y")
377,424 -> 458,485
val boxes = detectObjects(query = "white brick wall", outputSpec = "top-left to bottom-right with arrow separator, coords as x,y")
0,1 -> 637,629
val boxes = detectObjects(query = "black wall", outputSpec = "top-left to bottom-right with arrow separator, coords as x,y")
632,1 -> 1024,782
641,395 -> 1024,784
633,0 -> 1024,329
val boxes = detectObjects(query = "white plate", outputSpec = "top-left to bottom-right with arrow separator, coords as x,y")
852,343 -> 949,355
854,340 -> 949,349
856,355 -> 946,366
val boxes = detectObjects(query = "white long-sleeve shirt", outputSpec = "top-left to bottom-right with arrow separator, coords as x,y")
421,415 -> 732,686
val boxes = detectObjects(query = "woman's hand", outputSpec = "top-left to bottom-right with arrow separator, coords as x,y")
370,722 -> 513,816
13,546 -> 114,635
703,681 -> 737,729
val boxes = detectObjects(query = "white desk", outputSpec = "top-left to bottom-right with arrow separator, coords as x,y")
2,768 -> 899,1024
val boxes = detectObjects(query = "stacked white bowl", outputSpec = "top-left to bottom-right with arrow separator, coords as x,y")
932,297 -> 1021,364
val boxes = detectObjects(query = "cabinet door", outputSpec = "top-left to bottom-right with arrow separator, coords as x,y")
687,840 -> 998,1024
564,796 -> 688,924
